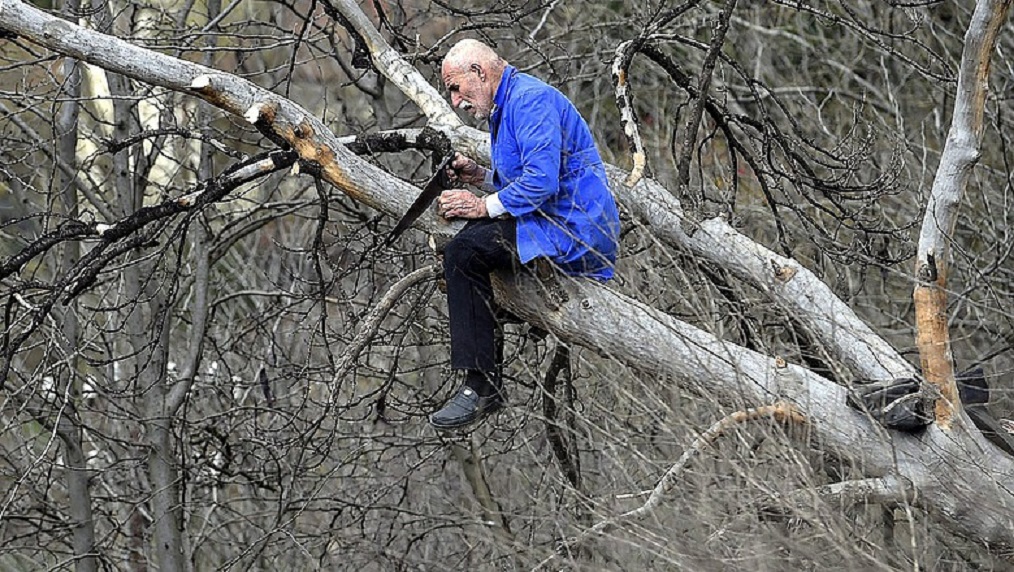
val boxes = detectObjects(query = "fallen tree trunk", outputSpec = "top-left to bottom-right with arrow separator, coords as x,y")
495,271 -> 1014,548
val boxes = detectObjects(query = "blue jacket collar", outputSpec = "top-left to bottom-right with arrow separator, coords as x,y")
492,65 -> 517,109
489,65 -> 518,135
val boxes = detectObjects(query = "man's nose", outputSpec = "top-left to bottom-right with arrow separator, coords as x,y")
451,93 -> 462,108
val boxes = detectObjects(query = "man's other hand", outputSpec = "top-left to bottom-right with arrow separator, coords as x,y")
438,190 -> 488,219
445,152 -> 486,187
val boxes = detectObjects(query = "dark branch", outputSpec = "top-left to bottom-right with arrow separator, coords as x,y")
0,150 -> 297,282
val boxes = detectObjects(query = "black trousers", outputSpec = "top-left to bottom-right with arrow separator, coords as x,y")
443,218 -> 518,373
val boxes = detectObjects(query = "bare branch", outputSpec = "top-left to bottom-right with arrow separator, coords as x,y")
321,0 -> 461,129
771,475 -> 916,512
610,3 -> 702,186
328,263 -> 440,391
914,0 -> 1013,428
538,402 -> 805,569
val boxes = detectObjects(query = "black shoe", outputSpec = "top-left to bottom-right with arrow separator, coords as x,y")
429,386 -> 505,430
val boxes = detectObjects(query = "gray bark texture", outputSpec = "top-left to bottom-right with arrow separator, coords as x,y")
53,0 -> 98,566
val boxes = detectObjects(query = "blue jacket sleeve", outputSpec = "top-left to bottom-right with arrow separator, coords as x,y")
497,91 -> 562,217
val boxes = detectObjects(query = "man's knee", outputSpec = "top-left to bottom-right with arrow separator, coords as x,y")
443,219 -> 514,276
443,234 -> 479,275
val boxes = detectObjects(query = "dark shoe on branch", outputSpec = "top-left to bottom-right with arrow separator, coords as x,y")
956,366 -> 989,405
847,377 -> 934,432
429,386 -> 505,430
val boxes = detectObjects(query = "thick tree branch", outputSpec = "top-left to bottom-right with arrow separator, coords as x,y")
322,26 -> 917,386
914,0 -> 1013,429
0,0 -> 453,237
494,271 -> 1014,550
770,475 -> 916,513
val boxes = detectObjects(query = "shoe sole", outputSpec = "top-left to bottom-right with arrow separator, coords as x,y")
429,402 -> 504,430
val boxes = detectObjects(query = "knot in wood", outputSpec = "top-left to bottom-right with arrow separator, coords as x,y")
770,260 -> 797,282
294,120 -> 313,139
917,252 -> 938,283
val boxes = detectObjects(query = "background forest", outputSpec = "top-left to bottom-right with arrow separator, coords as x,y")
2,0 -> 1014,570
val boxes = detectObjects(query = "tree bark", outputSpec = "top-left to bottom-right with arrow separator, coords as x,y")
914,0 -> 1012,429
494,270 -> 1014,549
53,0 -> 98,566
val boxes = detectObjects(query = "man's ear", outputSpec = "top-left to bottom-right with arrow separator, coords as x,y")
470,63 -> 486,81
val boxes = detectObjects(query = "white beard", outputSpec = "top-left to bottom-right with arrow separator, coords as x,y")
459,101 -> 487,120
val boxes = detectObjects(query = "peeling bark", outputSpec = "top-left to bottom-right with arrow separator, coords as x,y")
609,2 -> 700,187
913,0 -> 1013,429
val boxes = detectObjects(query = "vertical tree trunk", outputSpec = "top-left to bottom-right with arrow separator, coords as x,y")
54,1 -> 98,567
102,41 -> 186,569
913,0 -> 1012,429
176,9 -> 222,563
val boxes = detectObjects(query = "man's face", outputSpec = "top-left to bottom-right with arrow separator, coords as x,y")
442,63 -> 493,120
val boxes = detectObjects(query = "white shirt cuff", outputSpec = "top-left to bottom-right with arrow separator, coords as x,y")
485,193 -> 508,218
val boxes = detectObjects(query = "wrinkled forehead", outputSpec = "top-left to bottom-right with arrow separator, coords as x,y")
441,61 -> 467,86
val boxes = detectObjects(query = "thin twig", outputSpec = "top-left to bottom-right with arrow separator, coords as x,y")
528,0 -> 560,41
329,264 -> 440,388
534,401 -> 805,570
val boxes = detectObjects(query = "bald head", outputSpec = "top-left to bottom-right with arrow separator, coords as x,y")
442,39 -> 505,74
440,40 -> 508,120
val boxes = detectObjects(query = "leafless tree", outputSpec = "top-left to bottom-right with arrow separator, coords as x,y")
1,0 -> 1013,570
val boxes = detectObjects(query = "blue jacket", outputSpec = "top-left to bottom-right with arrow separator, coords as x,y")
489,66 -> 620,281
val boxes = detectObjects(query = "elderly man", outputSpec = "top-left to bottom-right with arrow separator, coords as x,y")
429,39 -> 620,429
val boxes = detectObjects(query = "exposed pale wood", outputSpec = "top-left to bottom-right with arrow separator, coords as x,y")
913,0 -> 1012,429
0,0 -> 453,234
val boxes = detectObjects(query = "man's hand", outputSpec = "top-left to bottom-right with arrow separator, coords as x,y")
445,152 -> 486,187
438,190 -> 487,220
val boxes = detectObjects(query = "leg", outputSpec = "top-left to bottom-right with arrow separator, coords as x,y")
431,218 -> 517,429
443,218 -> 517,373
